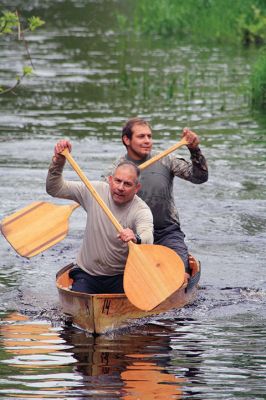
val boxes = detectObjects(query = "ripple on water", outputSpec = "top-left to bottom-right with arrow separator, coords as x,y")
1,307 -> 266,399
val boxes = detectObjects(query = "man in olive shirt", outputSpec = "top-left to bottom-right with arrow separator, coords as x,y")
105,118 -> 208,274
46,139 -> 153,294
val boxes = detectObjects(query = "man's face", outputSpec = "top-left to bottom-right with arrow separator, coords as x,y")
109,166 -> 141,205
123,123 -> 153,160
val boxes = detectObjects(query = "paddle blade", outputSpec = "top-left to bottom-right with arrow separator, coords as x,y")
123,243 -> 185,311
1,201 -> 79,258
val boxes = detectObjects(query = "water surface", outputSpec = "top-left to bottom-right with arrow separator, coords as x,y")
0,0 -> 265,398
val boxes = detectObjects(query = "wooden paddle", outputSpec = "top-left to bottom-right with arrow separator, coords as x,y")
139,136 -> 188,170
0,137 -> 188,260
0,201 -> 79,258
61,148 -> 185,311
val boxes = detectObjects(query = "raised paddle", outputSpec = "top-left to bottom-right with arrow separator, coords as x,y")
139,136 -> 188,170
61,148 -> 185,311
0,201 -> 79,258
0,137 -> 188,259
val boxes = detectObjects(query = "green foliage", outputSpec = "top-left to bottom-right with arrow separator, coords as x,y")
0,10 -> 18,34
116,14 -> 128,32
238,5 -> 266,45
23,66 -> 33,76
250,49 -> 266,108
131,0 -> 266,45
28,16 -> 45,32
0,10 -> 44,95
0,10 -> 45,34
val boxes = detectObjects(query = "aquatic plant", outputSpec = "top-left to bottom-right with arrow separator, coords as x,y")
128,0 -> 266,45
238,4 -> 266,45
250,49 -> 266,108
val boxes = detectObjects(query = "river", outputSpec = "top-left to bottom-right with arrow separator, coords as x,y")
0,1 -> 265,399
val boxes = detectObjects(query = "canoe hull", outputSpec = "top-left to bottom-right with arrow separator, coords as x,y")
56,255 -> 200,334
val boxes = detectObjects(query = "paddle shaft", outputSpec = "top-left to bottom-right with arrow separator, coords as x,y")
61,149 -> 122,232
139,137 -> 188,170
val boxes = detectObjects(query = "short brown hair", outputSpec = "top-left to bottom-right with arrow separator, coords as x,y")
122,117 -> 151,146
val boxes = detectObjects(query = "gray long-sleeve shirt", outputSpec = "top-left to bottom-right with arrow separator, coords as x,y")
46,161 -> 153,276
104,147 -> 208,230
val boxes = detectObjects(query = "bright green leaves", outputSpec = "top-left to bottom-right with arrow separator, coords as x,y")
28,16 -> 45,32
23,66 -> 34,76
0,11 -> 45,35
0,10 -> 44,95
0,11 -> 18,34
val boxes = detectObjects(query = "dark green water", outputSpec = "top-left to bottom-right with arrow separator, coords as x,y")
0,1 -> 265,398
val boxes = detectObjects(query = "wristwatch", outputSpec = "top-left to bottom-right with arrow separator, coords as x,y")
135,234 -> 141,244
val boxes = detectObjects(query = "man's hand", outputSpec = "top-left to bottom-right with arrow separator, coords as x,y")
53,139 -> 72,164
118,228 -> 138,243
182,127 -> 200,150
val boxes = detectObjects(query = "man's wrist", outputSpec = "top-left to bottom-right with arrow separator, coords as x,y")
135,234 -> 141,244
52,155 -> 66,166
188,146 -> 201,154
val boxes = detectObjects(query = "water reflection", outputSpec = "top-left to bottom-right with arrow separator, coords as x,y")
1,312 -> 199,399
1,307 -> 266,398
1,313 -> 72,361
0,312 -> 76,398
60,322 -> 189,400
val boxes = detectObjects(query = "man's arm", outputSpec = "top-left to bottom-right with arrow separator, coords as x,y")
168,128 -> 208,183
46,158 -> 74,199
167,146 -> 208,184
133,202 -> 154,244
189,146 -> 208,181
46,140 -> 86,206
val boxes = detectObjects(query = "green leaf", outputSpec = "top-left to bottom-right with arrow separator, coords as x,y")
23,66 -> 33,76
0,11 -> 18,34
28,16 -> 45,31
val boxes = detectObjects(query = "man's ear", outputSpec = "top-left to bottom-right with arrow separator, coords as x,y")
108,175 -> 112,184
122,135 -> 130,146
135,182 -> 141,193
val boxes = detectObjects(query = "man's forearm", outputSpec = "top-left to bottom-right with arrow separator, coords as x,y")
46,160 -> 66,197
189,147 -> 208,183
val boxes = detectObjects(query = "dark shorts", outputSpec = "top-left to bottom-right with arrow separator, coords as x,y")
69,267 -> 124,294
154,224 -> 190,273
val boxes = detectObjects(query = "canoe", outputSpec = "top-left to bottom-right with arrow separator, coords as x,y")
56,255 -> 200,335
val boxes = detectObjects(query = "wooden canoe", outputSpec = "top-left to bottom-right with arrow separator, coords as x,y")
56,255 -> 201,335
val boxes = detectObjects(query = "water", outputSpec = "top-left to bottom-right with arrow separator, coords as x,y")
1,313 -> 266,399
0,0 -> 266,398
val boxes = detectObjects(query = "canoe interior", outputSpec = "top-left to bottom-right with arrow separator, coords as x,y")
56,255 -> 200,334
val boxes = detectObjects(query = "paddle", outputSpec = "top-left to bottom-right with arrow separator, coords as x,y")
61,148 -> 185,311
0,137 -> 188,259
139,136 -> 188,170
0,201 -> 79,258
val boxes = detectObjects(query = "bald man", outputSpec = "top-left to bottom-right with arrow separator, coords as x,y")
46,140 -> 153,294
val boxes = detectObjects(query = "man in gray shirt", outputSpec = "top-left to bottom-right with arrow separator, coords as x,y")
105,118 -> 208,275
46,139 -> 153,294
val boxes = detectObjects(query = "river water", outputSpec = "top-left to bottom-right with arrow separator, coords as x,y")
0,1 -> 265,399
